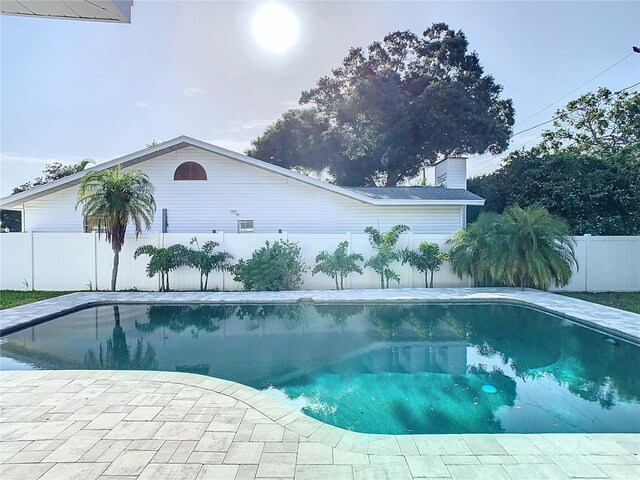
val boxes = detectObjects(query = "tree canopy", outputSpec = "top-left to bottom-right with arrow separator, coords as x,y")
539,87 -> 639,157
468,87 -> 640,235
12,159 -> 93,194
249,23 -> 514,186
467,147 -> 640,235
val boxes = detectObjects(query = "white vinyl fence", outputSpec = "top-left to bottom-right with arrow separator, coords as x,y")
0,233 -> 638,292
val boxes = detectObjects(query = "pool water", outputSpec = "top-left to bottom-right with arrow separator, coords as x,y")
1,302 -> 639,434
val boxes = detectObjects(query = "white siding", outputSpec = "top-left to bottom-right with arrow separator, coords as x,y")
435,158 -> 467,189
23,147 -> 462,234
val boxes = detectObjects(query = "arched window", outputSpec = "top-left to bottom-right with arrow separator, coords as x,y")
173,162 -> 207,180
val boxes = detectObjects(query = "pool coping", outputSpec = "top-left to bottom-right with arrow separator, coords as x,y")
1,288 -> 639,343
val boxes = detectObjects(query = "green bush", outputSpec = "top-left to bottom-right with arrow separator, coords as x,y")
232,240 -> 307,291
133,244 -> 189,292
401,242 -> 448,288
312,241 -> 364,290
364,224 -> 409,289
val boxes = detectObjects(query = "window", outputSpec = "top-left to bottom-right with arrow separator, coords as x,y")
238,220 -> 254,233
173,161 -> 207,180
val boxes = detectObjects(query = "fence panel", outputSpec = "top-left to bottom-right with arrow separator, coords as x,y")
1,233 -> 638,292
0,233 -> 32,290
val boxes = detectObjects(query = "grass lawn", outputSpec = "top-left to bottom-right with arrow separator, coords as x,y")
0,290 -> 74,310
559,292 -> 640,314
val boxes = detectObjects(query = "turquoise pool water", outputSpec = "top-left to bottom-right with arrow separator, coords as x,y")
1,302 -> 638,434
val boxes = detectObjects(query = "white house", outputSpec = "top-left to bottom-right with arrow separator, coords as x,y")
0,136 -> 483,235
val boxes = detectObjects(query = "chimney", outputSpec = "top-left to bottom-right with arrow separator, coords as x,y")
434,157 -> 467,189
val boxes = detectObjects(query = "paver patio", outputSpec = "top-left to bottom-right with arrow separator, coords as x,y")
1,370 -> 639,480
1,289 -> 639,478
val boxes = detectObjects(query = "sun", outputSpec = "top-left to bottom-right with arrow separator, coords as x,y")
251,2 -> 300,55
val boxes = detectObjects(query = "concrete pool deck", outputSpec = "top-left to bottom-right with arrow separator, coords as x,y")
1,289 -> 639,479
1,370 -> 639,480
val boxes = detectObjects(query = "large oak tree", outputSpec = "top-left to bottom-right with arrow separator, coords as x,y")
249,24 -> 514,186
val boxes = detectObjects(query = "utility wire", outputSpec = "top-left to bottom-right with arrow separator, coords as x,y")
469,69 -> 639,175
513,52 -> 635,128
509,80 -> 640,138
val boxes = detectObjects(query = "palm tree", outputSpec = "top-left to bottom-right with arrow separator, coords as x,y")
188,237 -> 234,291
448,206 -> 577,290
498,205 -> 577,290
364,224 -> 409,288
76,166 -> 156,291
401,241 -> 449,288
312,241 -> 364,289
134,244 -> 190,292
447,212 -> 503,287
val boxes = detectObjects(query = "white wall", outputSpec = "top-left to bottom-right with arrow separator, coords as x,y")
0,232 -> 469,291
1,233 -> 637,292
435,158 -> 467,189
21,147 -> 464,235
552,235 -> 640,292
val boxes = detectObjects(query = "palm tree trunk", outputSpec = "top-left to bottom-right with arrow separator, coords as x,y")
430,270 -> 434,288
340,276 -> 344,290
111,251 -> 119,291
204,274 -> 209,291
166,272 -> 170,291
380,275 -> 385,289
424,273 -> 428,288
200,275 -> 204,291
335,276 -> 339,290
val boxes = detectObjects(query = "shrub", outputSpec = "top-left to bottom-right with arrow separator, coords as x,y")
401,242 -> 448,288
312,241 -> 364,290
188,237 -> 233,291
447,205 -> 577,290
133,244 -> 189,291
364,224 -> 409,288
232,240 -> 306,291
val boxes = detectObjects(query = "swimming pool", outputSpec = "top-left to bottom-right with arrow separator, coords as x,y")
1,302 -> 638,434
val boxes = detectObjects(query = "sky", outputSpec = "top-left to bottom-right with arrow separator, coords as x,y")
1,0 -> 639,196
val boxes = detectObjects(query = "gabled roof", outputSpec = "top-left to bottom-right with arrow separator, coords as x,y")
347,186 -> 483,202
0,136 -> 484,209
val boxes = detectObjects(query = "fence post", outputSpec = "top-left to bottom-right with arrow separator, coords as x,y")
30,231 -> 35,291
346,232 -> 352,289
409,232 -> 415,288
584,234 -> 591,292
221,231 -> 225,292
93,232 -> 98,291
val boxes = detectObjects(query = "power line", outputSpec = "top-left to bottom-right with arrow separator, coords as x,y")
510,80 -> 640,138
513,52 -> 635,128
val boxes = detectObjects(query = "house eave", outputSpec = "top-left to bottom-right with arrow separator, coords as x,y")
0,135 -> 485,209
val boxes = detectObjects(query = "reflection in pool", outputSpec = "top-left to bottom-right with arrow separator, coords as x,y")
1,302 -> 639,434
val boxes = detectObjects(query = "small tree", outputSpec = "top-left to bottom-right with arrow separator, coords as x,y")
364,224 -> 410,289
312,241 -> 364,290
233,240 -> 306,291
77,166 -> 155,291
134,244 -> 189,292
402,242 -> 448,288
188,237 -> 233,291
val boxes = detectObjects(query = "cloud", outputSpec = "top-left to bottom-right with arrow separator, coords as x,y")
227,119 -> 274,132
204,138 -> 252,154
135,101 -> 150,108
183,87 -> 203,97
